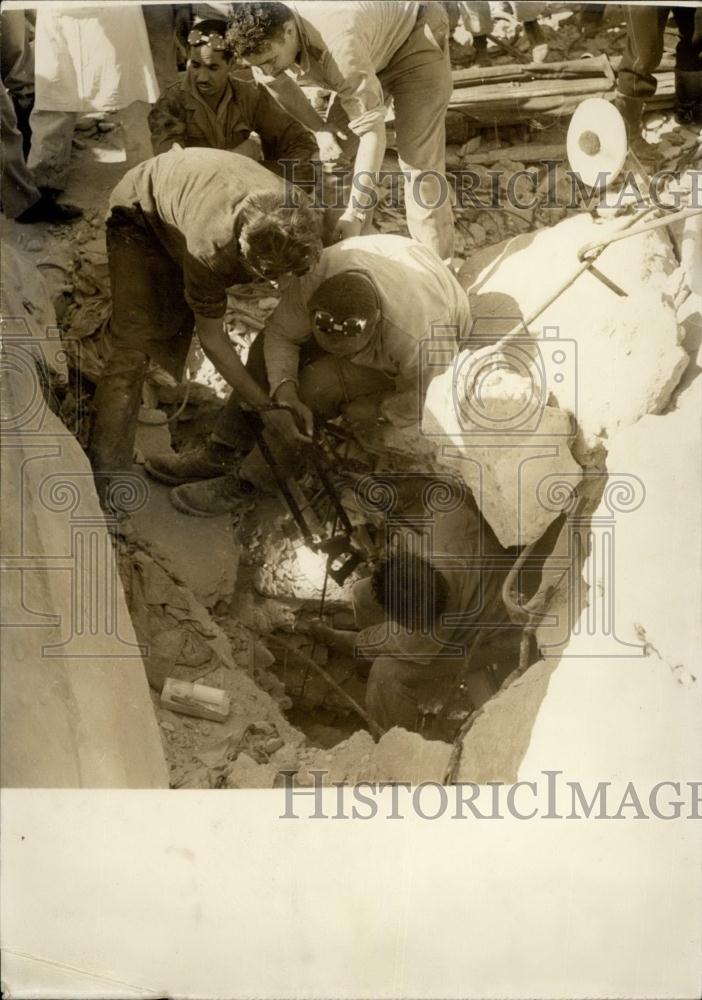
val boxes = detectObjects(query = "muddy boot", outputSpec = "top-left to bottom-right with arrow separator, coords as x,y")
675,70 -> 702,127
88,352 -> 147,505
169,474 -> 255,517
145,440 -> 241,486
523,18 -> 548,63
614,93 -> 660,166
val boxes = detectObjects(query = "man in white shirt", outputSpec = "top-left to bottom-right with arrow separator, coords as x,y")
226,2 -> 454,262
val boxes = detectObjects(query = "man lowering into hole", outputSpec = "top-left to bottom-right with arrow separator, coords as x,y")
309,475 -> 524,738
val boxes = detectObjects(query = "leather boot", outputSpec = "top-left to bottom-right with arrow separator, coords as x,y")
675,70 -> 702,127
145,440 -> 241,486
169,474 -> 254,517
613,93 -> 659,165
88,353 -> 147,502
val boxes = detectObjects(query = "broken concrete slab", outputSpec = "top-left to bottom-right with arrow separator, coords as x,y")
480,350 -> 701,785
458,214 -> 689,456
455,660 -> 558,783
578,381 -> 701,687
298,727 -> 452,786
422,343 -> 583,547
127,468 -> 239,609
1,244 -> 68,382
224,753 -> 277,789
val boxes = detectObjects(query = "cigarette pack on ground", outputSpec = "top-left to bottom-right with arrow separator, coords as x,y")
160,678 -> 231,722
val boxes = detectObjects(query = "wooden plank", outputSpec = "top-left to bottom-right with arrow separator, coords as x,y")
456,143 -> 567,165
449,71 -> 675,118
452,55 -> 611,87
451,54 -> 675,89
450,76 -> 610,108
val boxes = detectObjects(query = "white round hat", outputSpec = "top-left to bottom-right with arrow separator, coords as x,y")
567,97 -> 628,189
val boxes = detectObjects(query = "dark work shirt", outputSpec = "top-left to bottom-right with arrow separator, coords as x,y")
148,69 -> 317,175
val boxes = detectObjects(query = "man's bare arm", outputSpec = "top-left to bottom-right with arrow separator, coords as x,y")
196,314 -> 310,445
195,315 -> 271,407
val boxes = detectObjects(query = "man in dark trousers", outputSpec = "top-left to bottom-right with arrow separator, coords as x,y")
88,146 -> 323,500
616,3 -> 702,154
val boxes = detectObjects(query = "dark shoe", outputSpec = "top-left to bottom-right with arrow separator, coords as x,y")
614,93 -> 660,166
674,70 -> 702,127
15,192 -> 83,224
144,441 -> 240,486
169,474 -> 254,517
523,18 -> 548,63
472,33 -> 490,66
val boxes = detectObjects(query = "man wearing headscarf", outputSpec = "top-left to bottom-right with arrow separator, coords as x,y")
145,234 -> 471,516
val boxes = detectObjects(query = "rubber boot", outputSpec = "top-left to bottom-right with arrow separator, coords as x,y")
88,351 -> 148,506
613,93 -> 659,166
674,70 -> 702,127
472,33 -> 490,66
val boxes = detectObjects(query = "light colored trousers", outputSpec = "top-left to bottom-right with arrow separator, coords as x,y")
326,3 -> 454,261
27,102 -> 153,191
352,577 -> 458,735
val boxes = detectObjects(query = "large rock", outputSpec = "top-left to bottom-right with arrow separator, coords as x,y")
298,727 -> 452,785
455,660 -> 557,783
458,213 -> 689,455
1,245 -> 68,382
423,342 -> 583,546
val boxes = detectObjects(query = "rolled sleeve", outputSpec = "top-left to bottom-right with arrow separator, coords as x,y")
321,34 -> 386,136
183,256 -> 228,319
263,275 -> 315,394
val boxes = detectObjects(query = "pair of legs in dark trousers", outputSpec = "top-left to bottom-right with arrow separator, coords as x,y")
90,208 -> 251,482
617,4 -> 702,126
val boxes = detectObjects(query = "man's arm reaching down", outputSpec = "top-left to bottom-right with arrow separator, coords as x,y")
195,314 -> 309,445
252,68 -> 346,161
196,314 -> 272,407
